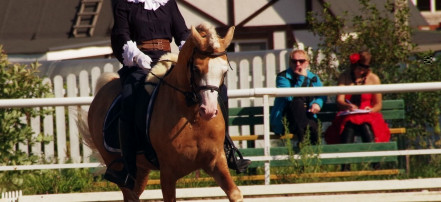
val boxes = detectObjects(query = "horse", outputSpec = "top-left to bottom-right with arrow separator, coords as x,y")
78,23 -> 243,202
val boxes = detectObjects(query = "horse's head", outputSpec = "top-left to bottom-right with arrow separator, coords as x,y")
186,23 -> 234,120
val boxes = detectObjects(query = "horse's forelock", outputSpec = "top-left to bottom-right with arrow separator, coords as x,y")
195,23 -> 221,51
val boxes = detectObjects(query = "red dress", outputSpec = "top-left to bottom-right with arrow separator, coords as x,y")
324,94 -> 391,144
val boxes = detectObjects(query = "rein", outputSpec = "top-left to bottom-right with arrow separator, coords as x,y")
148,49 -> 231,107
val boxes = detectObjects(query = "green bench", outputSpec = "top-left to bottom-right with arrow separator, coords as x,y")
228,99 -> 406,179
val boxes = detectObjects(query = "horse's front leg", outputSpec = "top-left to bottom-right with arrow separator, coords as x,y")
159,169 -> 178,202
119,187 -> 139,202
204,156 -> 243,202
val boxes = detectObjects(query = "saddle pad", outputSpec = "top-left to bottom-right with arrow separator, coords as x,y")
103,95 -> 122,153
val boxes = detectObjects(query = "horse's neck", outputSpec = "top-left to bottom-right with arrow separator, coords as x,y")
165,44 -> 194,91
159,46 -> 194,109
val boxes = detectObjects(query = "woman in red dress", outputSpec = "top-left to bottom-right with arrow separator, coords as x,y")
324,51 -> 390,146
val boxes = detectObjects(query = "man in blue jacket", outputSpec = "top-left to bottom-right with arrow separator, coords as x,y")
270,49 -> 326,145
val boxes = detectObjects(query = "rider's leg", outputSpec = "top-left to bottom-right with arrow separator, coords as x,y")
104,67 -> 147,189
219,84 -> 251,174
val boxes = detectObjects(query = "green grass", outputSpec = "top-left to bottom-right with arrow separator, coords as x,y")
0,154 -> 439,195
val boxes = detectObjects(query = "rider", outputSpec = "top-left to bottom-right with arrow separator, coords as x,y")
107,0 -> 250,189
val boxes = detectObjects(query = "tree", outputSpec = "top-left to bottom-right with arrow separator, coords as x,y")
307,0 -> 415,85
307,0 -> 441,141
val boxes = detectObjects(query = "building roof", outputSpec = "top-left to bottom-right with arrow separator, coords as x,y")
0,0 -> 439,59
0,0 -> 113,55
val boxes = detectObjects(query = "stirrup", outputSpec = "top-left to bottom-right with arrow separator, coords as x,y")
226,147 -> 252,174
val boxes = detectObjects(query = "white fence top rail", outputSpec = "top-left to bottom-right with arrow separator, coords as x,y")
228,82 -> 441,98
1,82 -> 441,108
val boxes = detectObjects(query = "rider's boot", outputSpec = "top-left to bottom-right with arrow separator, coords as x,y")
218,84 -> 251,174
104,119 -> 136,189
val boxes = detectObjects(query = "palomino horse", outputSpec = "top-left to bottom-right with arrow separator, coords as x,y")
79,23 -> 243,201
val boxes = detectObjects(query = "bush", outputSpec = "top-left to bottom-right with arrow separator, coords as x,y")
0,45 -> 52,166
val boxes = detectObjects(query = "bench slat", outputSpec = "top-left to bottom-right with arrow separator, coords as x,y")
228,99 -> 405,125
239,142 -> 399,168
239,142 -> 397,156
230,127 -> 405,141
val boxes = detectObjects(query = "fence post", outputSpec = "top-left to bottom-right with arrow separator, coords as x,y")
263,94 -> 271,185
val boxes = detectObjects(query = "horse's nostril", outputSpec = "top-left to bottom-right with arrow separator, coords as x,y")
200,106 -> 206,113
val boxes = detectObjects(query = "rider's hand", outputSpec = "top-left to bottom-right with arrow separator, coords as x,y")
122,41 -> 141,67
135,53 -> 152,70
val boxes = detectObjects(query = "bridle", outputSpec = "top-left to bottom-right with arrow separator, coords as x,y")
150,48 -> 232,107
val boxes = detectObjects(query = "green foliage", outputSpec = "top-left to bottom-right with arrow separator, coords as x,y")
0,45 -> 52,166
0,169 -> 114,194
307,0 -> 415,85
307,0 -> 441,141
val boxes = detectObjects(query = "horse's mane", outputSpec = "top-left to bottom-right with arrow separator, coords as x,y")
144,53 -> 177,94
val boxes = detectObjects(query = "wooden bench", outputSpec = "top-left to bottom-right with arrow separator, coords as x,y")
228,99 -> 407,180
229,99 -> 406,140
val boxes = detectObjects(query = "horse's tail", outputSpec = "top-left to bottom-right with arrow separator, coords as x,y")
76,107 -> 105,164
76,107 -> 95,150
95,72 -> 119,95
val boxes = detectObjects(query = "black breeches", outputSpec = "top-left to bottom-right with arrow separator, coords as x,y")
340,122 -> 375,143
285,98 -> 319,145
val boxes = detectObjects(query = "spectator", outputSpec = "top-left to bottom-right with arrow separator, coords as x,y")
324,51 -> 391,170
270,49 -> 326,145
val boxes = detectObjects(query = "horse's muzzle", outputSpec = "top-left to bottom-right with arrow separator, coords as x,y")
199,105 -> 218,120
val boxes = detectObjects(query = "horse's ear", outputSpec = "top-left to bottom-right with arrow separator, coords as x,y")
223,26 -> 235,48
191,25 -> 204,48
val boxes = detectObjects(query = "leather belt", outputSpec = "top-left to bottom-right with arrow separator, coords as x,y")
138,39 -> 171,52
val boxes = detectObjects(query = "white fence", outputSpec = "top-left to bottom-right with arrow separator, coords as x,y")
0,49 -> 291,165
1,49 -> 441,184
2,82 -> 441,185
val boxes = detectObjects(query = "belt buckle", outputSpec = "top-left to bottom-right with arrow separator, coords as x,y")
157,42 -> 163,50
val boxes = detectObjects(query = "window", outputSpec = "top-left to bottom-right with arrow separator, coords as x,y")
417,0 -> 431,11
227,41 -> 267,52
436,0 -> 441,10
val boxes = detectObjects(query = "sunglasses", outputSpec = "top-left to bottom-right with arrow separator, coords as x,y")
357,63 -> 370,69
290,59 -> 307,64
